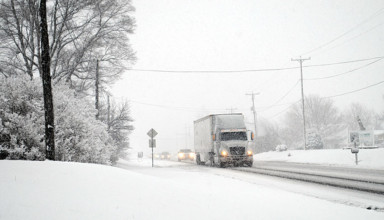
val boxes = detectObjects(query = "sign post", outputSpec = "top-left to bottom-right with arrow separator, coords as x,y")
351,141 -> 359,165
147,128 -> 158,167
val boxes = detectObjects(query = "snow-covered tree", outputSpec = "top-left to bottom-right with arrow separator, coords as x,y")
343,103 -> 379,131
53,83 -> 114,164
0,75 -> 115,164
95,97 -> 134,163
281,95 -> 344,149
0,0 -> 136,92
0,75 -> 45,160
307,131 -> 324,149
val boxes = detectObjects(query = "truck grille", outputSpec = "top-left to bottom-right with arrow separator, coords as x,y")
230,147 -> 245,156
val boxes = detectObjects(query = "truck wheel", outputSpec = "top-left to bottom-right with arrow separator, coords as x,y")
209,152 -> 214,167
196,154 -> 201,165
209,157 -> 214,167
219,162 -> 226,168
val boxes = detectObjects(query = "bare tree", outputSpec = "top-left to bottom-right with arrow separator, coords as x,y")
0,0 -> 136,92
282,95 -> 345,149
343,103 -> 379,131
255,119 -> 281,153
98,98 -> 134,163
0,0 -> 40,78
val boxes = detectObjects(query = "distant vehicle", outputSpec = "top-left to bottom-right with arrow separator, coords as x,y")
161,152 -> 171,160
194,114 -> 254,167
178,149 -> 195,161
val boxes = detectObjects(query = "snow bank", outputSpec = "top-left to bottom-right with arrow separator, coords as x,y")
1,160 -> 384,219
254,148 -> 384,169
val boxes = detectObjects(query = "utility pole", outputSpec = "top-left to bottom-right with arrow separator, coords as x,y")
246,92 -> 260,137
291,56 -> 310,150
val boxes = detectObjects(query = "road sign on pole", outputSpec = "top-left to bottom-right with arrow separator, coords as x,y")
147,128 -> 158,167
147,128 -> 158,138
149,139 -> 156,148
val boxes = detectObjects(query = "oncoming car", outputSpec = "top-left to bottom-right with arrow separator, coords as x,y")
178,149 -> 195,161
161,152 -> 171,160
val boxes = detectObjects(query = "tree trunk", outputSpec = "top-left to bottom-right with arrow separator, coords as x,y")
40,0 -> 55,160
95,59 -> 100,119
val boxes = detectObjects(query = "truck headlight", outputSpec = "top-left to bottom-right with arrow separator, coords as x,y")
221,150 -> 228,157
178,153 -> 184,158
247,150 -> 253,156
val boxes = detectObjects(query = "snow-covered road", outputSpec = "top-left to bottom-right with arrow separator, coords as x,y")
117,158 -> 384,213
234,161 -> 384,194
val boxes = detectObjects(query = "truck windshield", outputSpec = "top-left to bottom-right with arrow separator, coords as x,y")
220,132 -> 247,141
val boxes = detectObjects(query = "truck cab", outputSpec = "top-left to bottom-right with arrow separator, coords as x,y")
214,128 -> 253,167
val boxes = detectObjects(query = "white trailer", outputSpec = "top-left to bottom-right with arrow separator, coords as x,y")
194,114 -> 254,167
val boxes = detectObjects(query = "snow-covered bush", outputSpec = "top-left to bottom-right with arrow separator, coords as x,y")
0,75 -> 45,160
275,144 -> 288,152
0,75 -> 114,164
307,133 -> 324,149
53,83 -> 114,164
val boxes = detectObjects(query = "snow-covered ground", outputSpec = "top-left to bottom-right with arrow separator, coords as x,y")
254,148 -> 384,169
1,155 -> 384,220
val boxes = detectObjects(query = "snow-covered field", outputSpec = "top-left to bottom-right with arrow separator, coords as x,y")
1,150 -> 384,220
254,148 -> 384,169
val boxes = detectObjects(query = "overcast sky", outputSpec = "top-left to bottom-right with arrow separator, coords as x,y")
112,0 -> 384,154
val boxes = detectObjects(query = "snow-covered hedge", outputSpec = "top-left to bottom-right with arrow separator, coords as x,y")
275,144 -> 288,152
0,76 -> 45,160
0,75 -> 114,164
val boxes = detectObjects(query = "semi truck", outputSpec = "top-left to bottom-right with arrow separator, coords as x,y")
194,113 -> 254,167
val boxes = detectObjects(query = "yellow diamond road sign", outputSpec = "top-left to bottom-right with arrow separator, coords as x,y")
147,128 -> 158,138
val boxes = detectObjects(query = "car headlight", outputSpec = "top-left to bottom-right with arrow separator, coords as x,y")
221,150 -> 228,157
247,150 -> 253,156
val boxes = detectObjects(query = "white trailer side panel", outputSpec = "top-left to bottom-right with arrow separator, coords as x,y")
194,115 -> 213,155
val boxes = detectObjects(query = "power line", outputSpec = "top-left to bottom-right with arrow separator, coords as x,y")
267,79 -> 384,119
300,7 -> 384,56
313,22 -> 384,56
130,67 -> 298,73
258,80 -> 300,112
128,56 -> 384,73
268,100 -> 301,119
256,100 -> 299,110
303,56 -> 384,68
129,78 -> 384,114
129,100 -> 224,112
305,57 -> 384,80
323,79 -> 384,99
